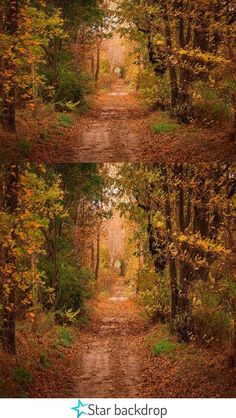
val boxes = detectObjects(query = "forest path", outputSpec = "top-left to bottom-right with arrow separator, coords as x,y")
65,80 -> 146,162
60,276 -> 235,398
2,80 -> 235,162
37,80 -> 235,163
73,276 -> 147,397
26,276 -> 235,398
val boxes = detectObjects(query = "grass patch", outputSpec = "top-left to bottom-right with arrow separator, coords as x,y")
153,339 -> 178,356
151,122 -> 179,134
13,367 -> 33,384
57,326 -> 73,347
15,139 -> 32,156
38,351 -> 51,370
57,113 -> 73,128
39,129 -> 51,143
77,314 -> 90,326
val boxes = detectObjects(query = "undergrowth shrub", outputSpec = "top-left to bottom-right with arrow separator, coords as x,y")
57,326 -> 72,347
13,367 -> 33,384
57,113 -> 73,128
56,265 -> 95,313
189,280 -> 234,346
30,311 -> 55,336
39,129 -> 51,143
40,53 -> 94,111
139,69 -> 169,109
15,139 -> 32,157
139,267 -> 170,321
192,83 -> 234,125
38,351 -> 51,369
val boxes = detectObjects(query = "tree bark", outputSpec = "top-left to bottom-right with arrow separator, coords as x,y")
90,241 -> 95,272
1,165 -> 18,354
95,229 -> 100,280
162,0 -> 179,108
95,44 -> 100,81
175,164 -> 192,337
44,219 -> 58,290
162,166 -> 179,320
1,1 -> 19,131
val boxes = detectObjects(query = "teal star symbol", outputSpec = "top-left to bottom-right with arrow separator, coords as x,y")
71,400 -> 89,418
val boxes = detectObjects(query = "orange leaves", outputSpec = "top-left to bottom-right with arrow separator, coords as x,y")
26,102 -> 36,111
28,312 -> 35,322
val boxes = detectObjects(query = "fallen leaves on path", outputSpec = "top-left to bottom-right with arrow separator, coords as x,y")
0,81 -> 235,163
1,276 -> 235,398
29,277 -> 236,398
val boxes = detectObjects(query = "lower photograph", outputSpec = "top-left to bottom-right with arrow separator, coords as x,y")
0,163 -> 235,399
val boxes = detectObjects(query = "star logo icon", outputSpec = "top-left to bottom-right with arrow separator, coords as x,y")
71,400 -> 89,418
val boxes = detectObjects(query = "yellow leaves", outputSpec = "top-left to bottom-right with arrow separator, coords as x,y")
173,47 -> 230,75
3,285 -> 11,296
156,221 -> 165,229
178,234 -> 187,243
38,164 -> 46,173
1,3 -> 67,106
176,232 -> 230,258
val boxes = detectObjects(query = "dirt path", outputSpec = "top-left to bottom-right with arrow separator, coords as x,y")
74,277 -> 147,397
48,81 -> 235,163
60,81 -> 146,162
24,276 -> 235,398
1,80 -> 235,162
58,277 -> 235,398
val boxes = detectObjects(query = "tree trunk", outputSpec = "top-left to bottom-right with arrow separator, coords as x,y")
1,166 -> 18,354
1,1 -> 19,132
174,164 -> 193,341
95,44 -> 100,81
229,94 -> 236,142
51,220 -> 58,290
91,54 -> 95,76
136,53 -> 142,91
90,241 -> 95,272
176,0 -> 191,110
162,166 -> 179,320
95,229 -> 100,280
43,219 -> 58,291
52,40 -> 58,93
146,211 -> 167,273
162,0 -> 179,108
147,34 -> 166,78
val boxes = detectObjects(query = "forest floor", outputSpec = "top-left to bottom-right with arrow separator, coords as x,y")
2,275 -> 235,398
0,80 -> 235,163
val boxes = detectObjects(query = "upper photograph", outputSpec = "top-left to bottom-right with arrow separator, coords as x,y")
0,0 -> 236,163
